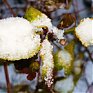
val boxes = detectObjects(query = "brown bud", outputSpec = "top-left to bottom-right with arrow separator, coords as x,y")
27,73 -> 36,80
57,13 -> 76,29
60,39 -> 67,45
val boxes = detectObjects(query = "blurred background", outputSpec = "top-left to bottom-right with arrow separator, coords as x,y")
0,0 -> 93,93
0,0 -> 93,19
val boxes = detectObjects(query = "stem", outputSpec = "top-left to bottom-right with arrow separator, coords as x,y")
2,0 -> 16,17
3,62 -> 12,93
85,47 -> 93,62
52,41 -> 62,50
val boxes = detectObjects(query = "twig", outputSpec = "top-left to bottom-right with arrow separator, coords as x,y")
85,47 -> 93,62
2,0 -> 16,17
52,41 -> 62,50
0,4 -> 25,10
3,62 -> 12,93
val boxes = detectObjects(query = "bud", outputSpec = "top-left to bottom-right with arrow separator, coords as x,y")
59,39 -> 67,45
29,61 -> 40,73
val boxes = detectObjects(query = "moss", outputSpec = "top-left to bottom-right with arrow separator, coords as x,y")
24,7 -> 42,22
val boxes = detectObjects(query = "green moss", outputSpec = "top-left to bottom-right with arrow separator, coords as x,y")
24,7 -> 42,22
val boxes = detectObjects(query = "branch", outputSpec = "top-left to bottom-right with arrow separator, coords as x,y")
85,47 -> 93,62
2,0 -> 16,17
3,62 -> 12,93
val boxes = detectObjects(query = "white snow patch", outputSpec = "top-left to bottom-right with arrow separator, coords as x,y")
31,14 -> 64,40
75,18 -> 93,47
0,17 -> 41,61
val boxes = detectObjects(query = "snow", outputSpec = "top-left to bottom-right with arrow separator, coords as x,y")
31,14 -> 64,40
75,18 -> 93,47
40,39 -> 54,87
0,17 -> 41,61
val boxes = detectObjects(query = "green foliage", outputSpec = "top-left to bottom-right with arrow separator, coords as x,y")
24,7 -> 42,22
29,61 -> 40,73
54,50 -> 72,75
64,27 -> 75,34
65,40 -> 75,58
54,41 -> 75,75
